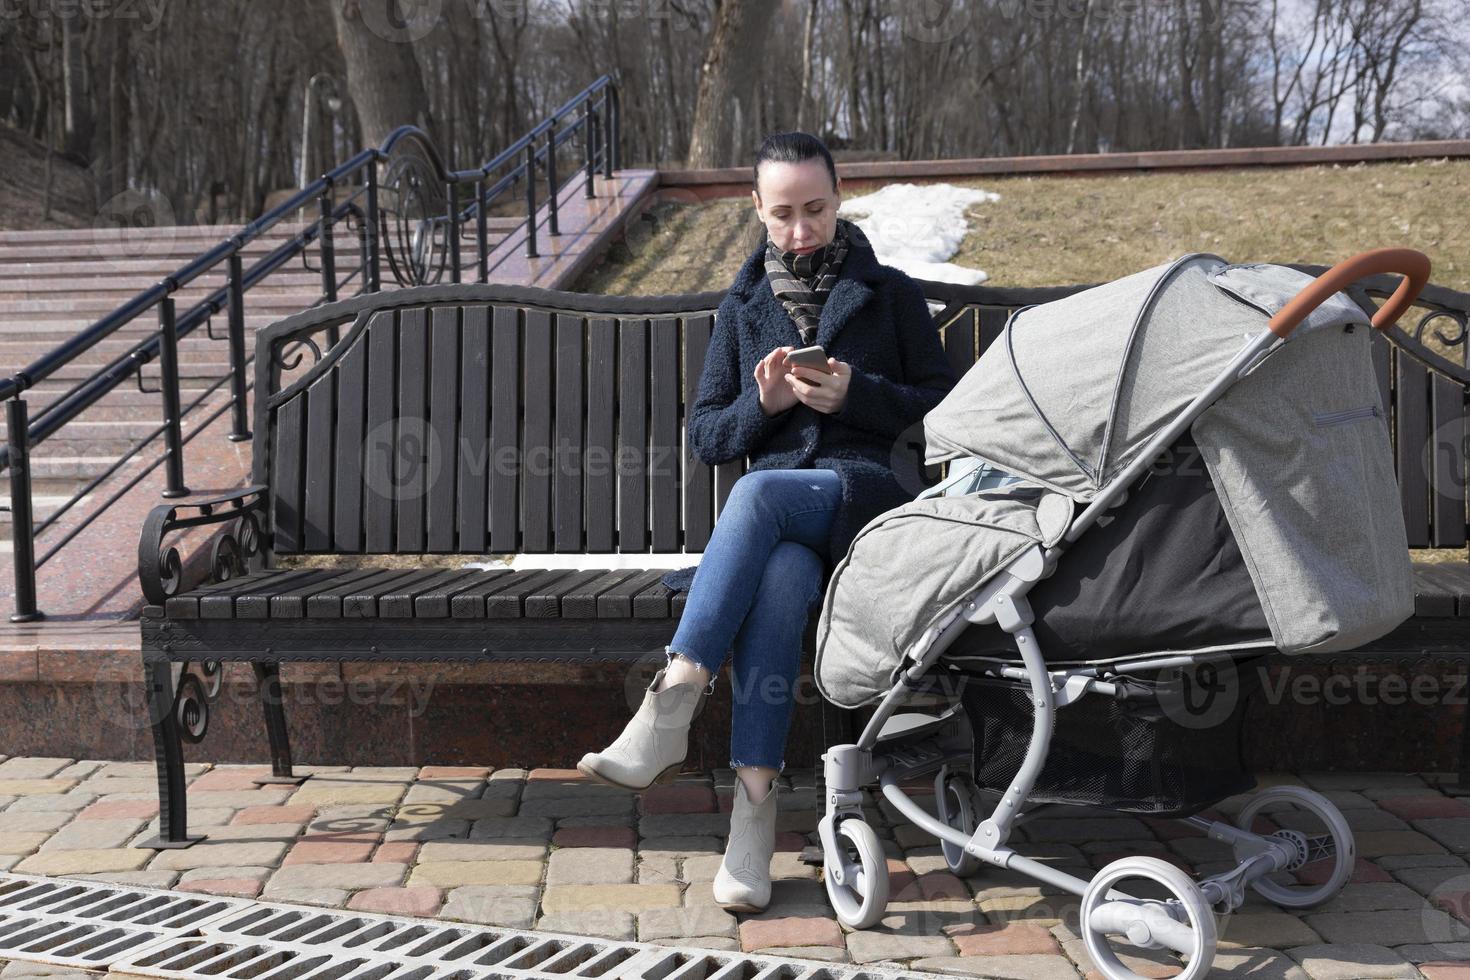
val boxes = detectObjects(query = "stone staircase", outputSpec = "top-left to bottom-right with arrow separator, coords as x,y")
0,221 -> 389,550
0,165 -> 658,625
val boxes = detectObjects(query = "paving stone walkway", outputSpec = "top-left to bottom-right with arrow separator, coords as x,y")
2,756 -> 1470,980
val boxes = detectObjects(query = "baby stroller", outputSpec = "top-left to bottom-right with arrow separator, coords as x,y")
811,249 -> 1429,980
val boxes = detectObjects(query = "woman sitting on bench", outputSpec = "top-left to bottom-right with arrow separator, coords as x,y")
578,131 -> 958,913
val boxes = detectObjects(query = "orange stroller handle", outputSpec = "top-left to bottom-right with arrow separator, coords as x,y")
1267,247 -> 1431,339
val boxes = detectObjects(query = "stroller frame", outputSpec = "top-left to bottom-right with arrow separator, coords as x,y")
816,249 -> 1430,980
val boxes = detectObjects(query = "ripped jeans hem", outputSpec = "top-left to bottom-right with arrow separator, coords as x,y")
729,759 -> 786,773
664,646 -> 719,694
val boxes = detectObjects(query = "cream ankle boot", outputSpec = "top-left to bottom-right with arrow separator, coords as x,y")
577,668 -> 706,791
713,778 -> 778,912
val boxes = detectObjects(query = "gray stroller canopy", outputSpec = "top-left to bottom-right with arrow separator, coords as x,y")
919,253 -> 1413,655
925,254 -> 1374,495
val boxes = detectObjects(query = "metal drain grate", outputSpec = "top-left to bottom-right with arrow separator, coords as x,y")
0,873 -> 251,969
0,875 -> 946,980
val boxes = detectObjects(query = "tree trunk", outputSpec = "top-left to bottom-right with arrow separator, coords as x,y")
61,15 -> 93,160
328,0 -> 434,147
687,0 -> 779,169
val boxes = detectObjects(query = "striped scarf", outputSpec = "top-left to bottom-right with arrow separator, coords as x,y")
764,216 -> 870,345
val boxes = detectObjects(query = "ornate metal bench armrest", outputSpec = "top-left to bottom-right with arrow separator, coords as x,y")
138,485 -> 269,605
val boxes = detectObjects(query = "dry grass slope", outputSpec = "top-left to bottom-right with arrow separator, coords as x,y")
575,159 -> 1470,296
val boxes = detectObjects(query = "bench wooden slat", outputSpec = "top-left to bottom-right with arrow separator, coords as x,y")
1396,350 -> 1432,547
586,317 -> 617,553
1431,374 -> 1467,548
978,306 -> 1009,354
634,578 -> 673,619
651,316 -> 680,552
199,570 -> 306,619
683,313 -> 714,551
1432,563 -> 1470,617
596,568 -> 667,619
489,306 -> 520,552
272,395 -> 306,554
523,308 -> 553,552
452,568 -> 545,619
943,306 -> 976,381
555,313 -> 585,553
427,307 -> 461,552
230,568 -> 326,619
332,330 -> 368,552
269,569 -> 348,619
562,569 -> 638,618
303,370 -> 335,552
166,570 -> 283,619
619,317 -> 649,552
526,568 -> 612,618
380,569 -> 469,618
307,567 -> 410,618
458,306 -> 490,551
363,311 -> 398,552
1413,563 -> 1461,617
344,569 -> 426,618
417,569 -> 511,618
395,307 -> 430,551
486,568 -> 576,619
1414,562 -> 1470,617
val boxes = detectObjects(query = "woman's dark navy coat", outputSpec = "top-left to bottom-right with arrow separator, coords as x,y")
659,238 -> 959,593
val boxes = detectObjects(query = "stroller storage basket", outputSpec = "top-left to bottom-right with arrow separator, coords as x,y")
961,656 -> 1264,816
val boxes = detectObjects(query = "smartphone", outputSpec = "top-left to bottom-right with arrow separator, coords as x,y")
784,344 -> 833,374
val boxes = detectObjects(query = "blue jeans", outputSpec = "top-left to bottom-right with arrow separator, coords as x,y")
666,468 -> 842,771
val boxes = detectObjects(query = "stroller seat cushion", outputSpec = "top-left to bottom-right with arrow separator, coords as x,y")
814,490 -> 1056,709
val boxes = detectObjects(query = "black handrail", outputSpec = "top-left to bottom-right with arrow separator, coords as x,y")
3,75 -> 620,621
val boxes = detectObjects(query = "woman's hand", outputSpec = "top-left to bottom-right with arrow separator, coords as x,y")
755,346 -> 800,417
787,358 -> 852,414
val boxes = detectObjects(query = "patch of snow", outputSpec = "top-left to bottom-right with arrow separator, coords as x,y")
839,182 -> 999,285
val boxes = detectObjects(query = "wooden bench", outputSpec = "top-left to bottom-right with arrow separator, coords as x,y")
136,268 -> 1470,847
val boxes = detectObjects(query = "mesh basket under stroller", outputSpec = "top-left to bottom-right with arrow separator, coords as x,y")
961,655 -> 1264,816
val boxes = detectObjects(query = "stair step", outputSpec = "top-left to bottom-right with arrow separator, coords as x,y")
0,297 -> 326,317
0,493 -> 95,525
1,270 -> 327,292
0,313 -> 293,337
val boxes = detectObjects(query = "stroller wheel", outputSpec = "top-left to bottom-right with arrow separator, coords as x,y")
824,818 -> 889,930
1081,856 -> 1217,980
1234,785 -> 1355,909
935,770 -> 983,877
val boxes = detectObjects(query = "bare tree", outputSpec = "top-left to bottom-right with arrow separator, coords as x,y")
328,0 -> 435,147
688,0 -> 779,168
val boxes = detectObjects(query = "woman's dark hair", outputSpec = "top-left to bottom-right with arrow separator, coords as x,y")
752,131 -> 837,196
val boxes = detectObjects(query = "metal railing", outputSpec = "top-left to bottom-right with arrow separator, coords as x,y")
1,76 -> 621,621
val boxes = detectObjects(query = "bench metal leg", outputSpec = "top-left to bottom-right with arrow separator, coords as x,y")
251,663 -> 306,787
137,660 -> 204,849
